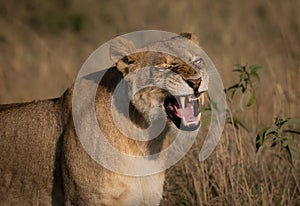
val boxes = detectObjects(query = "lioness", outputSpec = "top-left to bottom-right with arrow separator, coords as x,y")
0,33 -> 208,205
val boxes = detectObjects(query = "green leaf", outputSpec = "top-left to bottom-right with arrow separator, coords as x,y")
240,72 -> 247,81
227,83 -> 241,91
283,118 -> 300,126
256,128 -> 269,152
255,127 -> 270,165
246,91 -> 255,107
250,71 -> 260,81
232,68 -> 243,72
249,65 -> 262,73
226,83 -> 240,99
265,129 -> 278,137
255,117 -> 299,166
283,129 -> 300,135
283,138 -> 299,165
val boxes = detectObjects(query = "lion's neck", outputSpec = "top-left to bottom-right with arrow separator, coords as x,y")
91,69 -> 172,155
95,85 -> 171,156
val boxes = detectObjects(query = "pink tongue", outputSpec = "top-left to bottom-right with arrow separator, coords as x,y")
174,103 -> 195,121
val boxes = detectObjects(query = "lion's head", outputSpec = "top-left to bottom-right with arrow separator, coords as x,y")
109,33 -> 208,132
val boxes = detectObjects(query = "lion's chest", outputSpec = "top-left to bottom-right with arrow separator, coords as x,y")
103,171 -> 165,206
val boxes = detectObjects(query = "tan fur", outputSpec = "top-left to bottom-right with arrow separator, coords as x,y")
0,33 -> 208,205
0,99 -> 65,205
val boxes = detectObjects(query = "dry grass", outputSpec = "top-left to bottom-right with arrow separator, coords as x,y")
161,122 -> 300,205
0,0 -> 299,205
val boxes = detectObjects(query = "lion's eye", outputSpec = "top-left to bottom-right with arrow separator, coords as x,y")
193,58 -> 203,64
156,67 -> 166,72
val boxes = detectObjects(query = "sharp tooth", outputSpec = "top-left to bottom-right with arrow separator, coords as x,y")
182,116 -> 188,126
196,112 -> 202,121
180,96 -> 185,108
201,93 -> 205,105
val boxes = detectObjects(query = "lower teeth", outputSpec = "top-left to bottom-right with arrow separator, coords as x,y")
182,112 -> 201,126
182,116 -> 188,126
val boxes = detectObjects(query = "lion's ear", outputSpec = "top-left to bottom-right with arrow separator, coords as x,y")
110,37 -> 137,75
179,33 -> 199,45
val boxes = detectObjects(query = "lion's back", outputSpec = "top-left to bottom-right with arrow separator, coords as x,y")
0,98 -> 64,205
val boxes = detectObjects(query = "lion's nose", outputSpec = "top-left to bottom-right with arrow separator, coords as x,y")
186,77 -> 202,97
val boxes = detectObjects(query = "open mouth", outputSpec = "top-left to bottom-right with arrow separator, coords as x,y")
164,93 -> 205,131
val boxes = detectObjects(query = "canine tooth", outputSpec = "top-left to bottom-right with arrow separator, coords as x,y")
182,116 -> 188,126
196,112 -> 202,121
201,93 -> 205,105
180,96 -> 185,108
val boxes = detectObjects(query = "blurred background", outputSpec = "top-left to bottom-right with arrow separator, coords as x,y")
0,0 -> 299,126
0,0 -> 299,205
